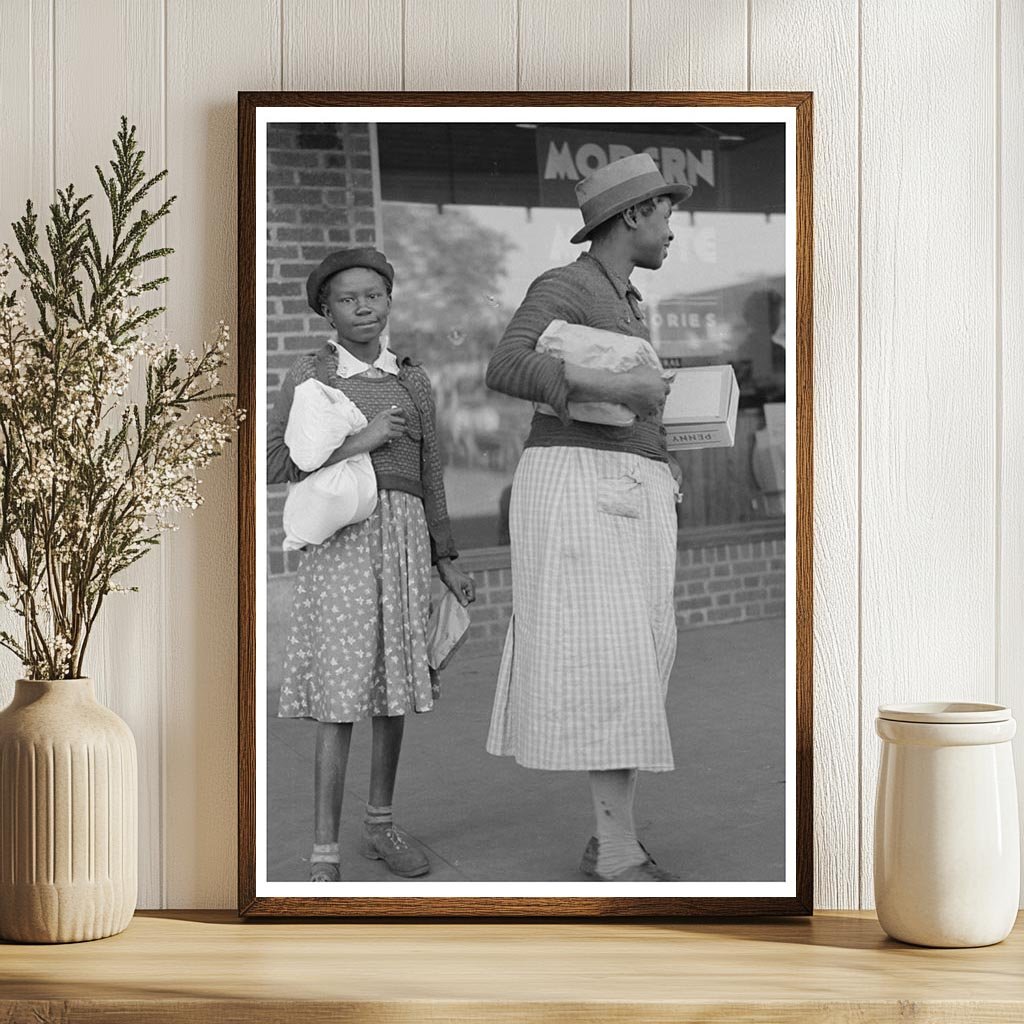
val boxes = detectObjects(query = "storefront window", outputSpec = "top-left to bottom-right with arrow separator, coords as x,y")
378,124 -> 787,549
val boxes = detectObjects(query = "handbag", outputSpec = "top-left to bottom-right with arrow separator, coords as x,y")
426,590 -> 471,671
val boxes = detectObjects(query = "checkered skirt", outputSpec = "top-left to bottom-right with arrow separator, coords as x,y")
486,446 -> 678,771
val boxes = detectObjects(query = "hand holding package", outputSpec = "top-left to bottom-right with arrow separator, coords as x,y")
282,378 -> 378,550
534,319 -> 663,426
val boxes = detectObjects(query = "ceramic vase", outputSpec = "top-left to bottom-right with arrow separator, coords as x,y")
874,702 -> 1019,948
0,678 -> 137,943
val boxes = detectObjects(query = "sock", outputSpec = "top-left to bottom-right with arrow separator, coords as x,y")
589,769 -> 646,876
365,804 -> 393,830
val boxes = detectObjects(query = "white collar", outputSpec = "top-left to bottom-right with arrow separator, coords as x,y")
329,338 -> 400,379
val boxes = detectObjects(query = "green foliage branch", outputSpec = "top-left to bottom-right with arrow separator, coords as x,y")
0,118 -> 242,679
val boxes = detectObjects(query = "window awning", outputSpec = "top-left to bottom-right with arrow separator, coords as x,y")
377,122 -> 785,215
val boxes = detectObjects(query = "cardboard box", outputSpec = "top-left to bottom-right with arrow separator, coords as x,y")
663,365 -> 739,450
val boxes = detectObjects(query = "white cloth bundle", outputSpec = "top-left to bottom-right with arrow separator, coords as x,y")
535,319 -> 664,426
282,378 -> 378,551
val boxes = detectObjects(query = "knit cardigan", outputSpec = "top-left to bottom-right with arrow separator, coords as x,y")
267,344 -> 457,563
485,252 -> 669,462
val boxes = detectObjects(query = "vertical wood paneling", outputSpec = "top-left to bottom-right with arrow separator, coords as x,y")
0,0 -> 52,223
518,0 -> 628,90
164,0 -> 280,908
630,0 -> 746,90
283,0 -> 402,90
751,1 -> 860,911
0,1 -> 54,701
0,0 -> 1019,912
860,0 -> 998,908
404,0 -> 516,89
53,0 -> 166,909
1000,0 -> 1024,901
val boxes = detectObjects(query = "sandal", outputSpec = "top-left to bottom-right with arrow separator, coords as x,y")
310,842 -> 340,883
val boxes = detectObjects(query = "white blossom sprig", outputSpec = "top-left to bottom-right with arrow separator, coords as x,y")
0,119 -> 242,680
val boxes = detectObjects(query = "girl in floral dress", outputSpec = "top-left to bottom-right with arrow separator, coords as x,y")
268,248 -> 475,881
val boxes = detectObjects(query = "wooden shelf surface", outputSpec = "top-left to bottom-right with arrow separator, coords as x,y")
2,910 -> 1023,1022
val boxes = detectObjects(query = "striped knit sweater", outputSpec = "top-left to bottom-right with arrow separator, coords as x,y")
316,374 -> 423,495
485,251 -> 669,462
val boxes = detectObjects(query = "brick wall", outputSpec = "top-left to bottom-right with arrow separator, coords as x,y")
266,122 -> 376,575
672,534 -> 786,627
442,522 -> 787,645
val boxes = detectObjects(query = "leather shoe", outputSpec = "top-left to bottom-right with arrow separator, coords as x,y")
359,823 -> 430,877
310,842 -> 341,883
579,835 -> 680,881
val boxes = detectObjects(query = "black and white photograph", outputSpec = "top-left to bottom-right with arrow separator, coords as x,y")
241,96 -> 811,915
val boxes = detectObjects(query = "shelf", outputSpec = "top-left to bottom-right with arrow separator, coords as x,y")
2,910 -> 1023,1022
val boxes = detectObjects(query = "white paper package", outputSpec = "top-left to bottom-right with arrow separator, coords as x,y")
282,378 -> 378,551
534,319 -> 663,426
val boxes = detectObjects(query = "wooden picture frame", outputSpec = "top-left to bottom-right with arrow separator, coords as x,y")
238,91 -> 813,917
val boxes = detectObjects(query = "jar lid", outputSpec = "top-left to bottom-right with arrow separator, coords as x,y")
877,701 -> 1011,724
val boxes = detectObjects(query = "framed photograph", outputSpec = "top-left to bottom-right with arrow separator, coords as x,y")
238,91 -> 813,917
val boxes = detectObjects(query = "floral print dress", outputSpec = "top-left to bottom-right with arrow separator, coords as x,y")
277,374 -> 437,723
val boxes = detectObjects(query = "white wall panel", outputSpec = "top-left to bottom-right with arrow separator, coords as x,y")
0,0 -> 1018,910
519,0 -> 628,90
283,0 -> 402,91
1000,0 -> 1024,900
0,2 -> 53,697
52,0 -> 167,909
751,0 -> 860,910
859,0 -> 998,907
630,0 -> 747,90
164,0 -> 280,908
404,0 -> 516,90
0,0 -> 52,223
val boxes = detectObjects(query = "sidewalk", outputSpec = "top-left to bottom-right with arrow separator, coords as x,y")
266,617 -> 786,883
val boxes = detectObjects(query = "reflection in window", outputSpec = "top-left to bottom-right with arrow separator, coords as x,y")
382,202 -> 786,548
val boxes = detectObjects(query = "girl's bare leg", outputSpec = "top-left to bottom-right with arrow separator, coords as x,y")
314,721 -> 354,845
361,715 -> 428,877
369,714 -> 405,808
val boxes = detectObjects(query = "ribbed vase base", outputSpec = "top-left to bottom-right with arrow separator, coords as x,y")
0,879 -> 135,943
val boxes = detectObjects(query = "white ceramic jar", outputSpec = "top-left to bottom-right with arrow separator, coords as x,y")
874,702 -> 1019,947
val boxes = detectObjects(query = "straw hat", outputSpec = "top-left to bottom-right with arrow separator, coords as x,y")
570,153 -> 693,244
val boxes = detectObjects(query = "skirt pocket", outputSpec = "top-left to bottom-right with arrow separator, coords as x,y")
596,473 -> 643,518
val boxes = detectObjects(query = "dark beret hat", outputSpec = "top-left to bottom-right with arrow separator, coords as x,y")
306,248 -> 395,314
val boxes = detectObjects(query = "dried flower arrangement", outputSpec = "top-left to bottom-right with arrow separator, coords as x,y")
0,118 -> 242,679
